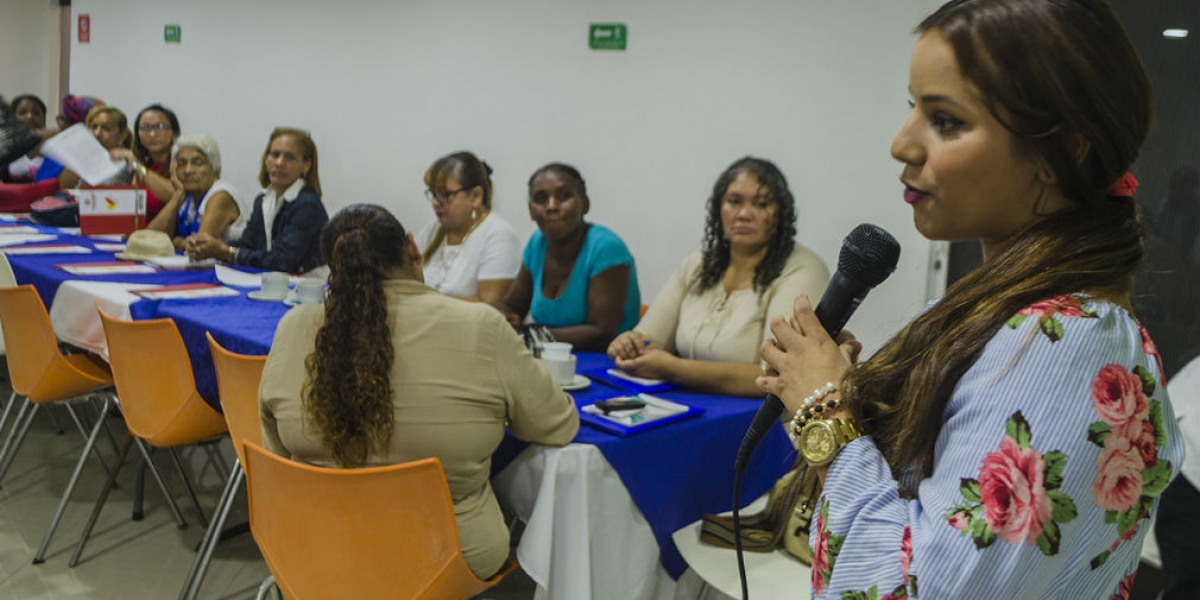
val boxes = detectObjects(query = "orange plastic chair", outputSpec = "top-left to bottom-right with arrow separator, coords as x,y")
68,308 -> 230,567
0,285 -> 117,565
243,441 -> 518,600
178,334 -> 266,600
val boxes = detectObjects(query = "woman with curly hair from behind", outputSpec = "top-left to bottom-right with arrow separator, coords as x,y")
259,204 -> 579,579
607,157 -> 829,396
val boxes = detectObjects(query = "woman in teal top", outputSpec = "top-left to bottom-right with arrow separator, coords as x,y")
494,163 -> 640,351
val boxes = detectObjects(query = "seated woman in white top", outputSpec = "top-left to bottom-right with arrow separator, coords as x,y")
607,157 -> 829,397
415,151 -> 521,303
146,133 -> 245,250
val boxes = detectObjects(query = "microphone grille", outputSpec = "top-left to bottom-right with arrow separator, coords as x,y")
839,223 -> 901,287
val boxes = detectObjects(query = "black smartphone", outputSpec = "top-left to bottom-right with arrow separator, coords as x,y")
594,398 -> 646,414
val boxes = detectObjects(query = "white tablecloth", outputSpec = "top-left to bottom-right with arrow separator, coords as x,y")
493,443 -> 801,600
47,280 -> 144,360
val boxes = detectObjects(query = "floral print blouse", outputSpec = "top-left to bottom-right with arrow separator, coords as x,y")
814,295 -> 1183,599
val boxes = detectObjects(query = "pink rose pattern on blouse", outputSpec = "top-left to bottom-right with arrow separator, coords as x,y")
944,411 -> 1078,556
1086,362 -> 1173,570
832,514 -> 919,600
1006,293 -> 1097,342
1136,321 -> 1165,387
811,498 -> 844,595
817,297 -> 1171,598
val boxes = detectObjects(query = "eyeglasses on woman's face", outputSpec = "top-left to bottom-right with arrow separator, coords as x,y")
425,188 -> 469,205
138,122 -> 172,133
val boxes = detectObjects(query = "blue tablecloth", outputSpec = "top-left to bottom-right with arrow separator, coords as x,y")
8,227 -> 794,581
6,231 -> 214,308
495,352 -> 795,580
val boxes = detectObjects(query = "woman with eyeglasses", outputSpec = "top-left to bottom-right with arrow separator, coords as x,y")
415,151 -> 521,303
607,157 -> 829,397
109,104 -> 182,220
492,163 -> 641,352
186,127 -> 328,274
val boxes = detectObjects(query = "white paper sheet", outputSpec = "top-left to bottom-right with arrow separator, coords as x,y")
39,124 -> 125,185
0,234 -> 58,246
0,225 -> 42,234
2,244 -> 92,255
215,264 -> 262,288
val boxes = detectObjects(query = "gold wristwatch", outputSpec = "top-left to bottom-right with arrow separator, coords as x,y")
798,418 -> 862,467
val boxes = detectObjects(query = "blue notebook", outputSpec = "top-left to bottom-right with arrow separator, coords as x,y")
579,393 -> 704,436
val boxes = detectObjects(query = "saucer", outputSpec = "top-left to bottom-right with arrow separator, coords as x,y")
283,296 -> 300,307
561,374 -> 591,391
247,290 -> 287,301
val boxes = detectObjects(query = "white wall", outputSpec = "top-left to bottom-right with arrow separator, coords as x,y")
0,0 -> 60,119
69,0 -> 944,351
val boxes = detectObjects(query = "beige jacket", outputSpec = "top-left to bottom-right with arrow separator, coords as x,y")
260,278 -> 579,578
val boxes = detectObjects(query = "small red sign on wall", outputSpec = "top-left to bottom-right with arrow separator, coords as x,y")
78,14 -> 90,44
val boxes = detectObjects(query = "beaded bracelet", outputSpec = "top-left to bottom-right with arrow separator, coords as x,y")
787,381 -> 841,438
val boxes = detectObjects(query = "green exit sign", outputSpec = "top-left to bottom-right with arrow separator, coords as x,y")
164,24 -> 181,43
589,23 -> 627,50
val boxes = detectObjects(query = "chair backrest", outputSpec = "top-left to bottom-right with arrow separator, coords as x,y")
207,333 -> 265,466
242,441 -> 497,600
97,307 -> 224,446
0,253 -> 16,356
0,285 -> 111,400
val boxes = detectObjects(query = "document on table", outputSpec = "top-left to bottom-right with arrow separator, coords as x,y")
57,261 -> 156,275
581,394 -> 692,426
39,124 -> 125,185
133,283 -> 241,300
0,234 -> 58,246
92,243 -> 126,252
215,264 -> 262,287
144,255 -> 220,270
2,244 -> 92,255
0,225 -> 42,234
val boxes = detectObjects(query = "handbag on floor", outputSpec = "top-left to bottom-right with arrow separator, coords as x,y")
698,458 -> 820,565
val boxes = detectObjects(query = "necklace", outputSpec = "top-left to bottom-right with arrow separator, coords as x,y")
429,211 -> 487,289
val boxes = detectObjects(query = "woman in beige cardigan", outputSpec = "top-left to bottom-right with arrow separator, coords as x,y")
259,204 -> 579,578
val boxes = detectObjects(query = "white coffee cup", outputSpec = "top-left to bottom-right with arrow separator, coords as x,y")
296,278 -> 325,304
540,342 -> 573,361
543,354 -> 577,386
260,272 -> 289,299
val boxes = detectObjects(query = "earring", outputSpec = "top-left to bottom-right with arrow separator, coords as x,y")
472,209 -> 478,220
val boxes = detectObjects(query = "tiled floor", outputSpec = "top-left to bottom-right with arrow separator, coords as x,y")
0,383 -> 536,600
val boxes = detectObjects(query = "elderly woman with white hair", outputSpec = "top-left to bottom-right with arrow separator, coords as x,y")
146,133 -> 246,249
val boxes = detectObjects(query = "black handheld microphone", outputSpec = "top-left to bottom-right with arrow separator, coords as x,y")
734,223 -> 901,473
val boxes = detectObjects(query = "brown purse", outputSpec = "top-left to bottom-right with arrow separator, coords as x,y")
698,459 -> 820,564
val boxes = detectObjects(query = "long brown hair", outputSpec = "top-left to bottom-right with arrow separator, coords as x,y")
697,157 -> 797,293
847,0 -> 1152,476
303,204 -> 408,467
421,151 -> 493,261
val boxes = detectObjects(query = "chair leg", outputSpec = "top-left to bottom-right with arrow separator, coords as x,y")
42,403 -> 66,435
169,448 -> 209,528
0,401 -> 37,487
132,456 -> 146,521
32,396 -> 113,564
0,391 -> 19,443
0,393 -> 26,473
178,462 -> 242,600
255,575 -> 277,600
96,395 -> 123,458
66,434 -> 133,568
62,403 -> 111,478
134,439 -> 188,528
